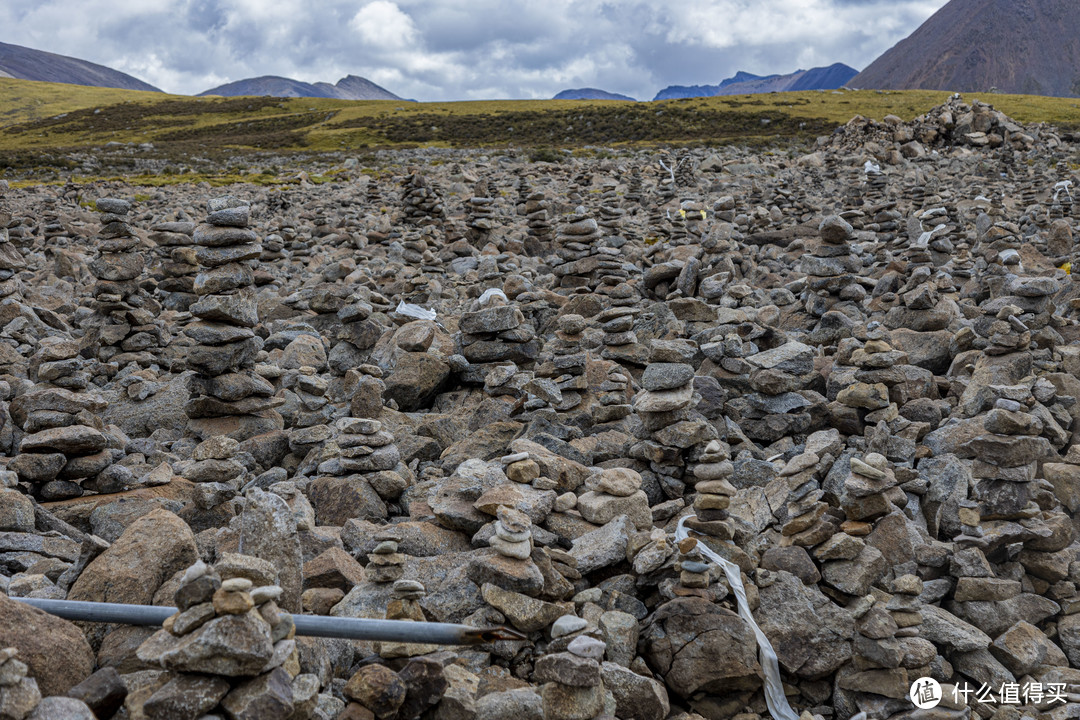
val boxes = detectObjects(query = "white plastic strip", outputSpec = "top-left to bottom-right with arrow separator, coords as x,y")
1053,180 -> 1073,203
675,516 -> 799,720
478,288 -> 508,306
395,300 -> 437,321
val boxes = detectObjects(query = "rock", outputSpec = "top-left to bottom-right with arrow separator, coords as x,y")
568,515 -> 632,573
25,697 -> 96,720
0,593 -> 94,696
600,662 -> 669,720
239,488 -> 304,612
143,673 -> 231,720
220,667 -> 295,720
136,612 -> 275,676
65,667 -> 126,720
641,597 -> 762,698
344,664 -> 406,719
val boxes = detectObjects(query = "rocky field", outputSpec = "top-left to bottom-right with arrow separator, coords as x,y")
1,95 -> 1080,720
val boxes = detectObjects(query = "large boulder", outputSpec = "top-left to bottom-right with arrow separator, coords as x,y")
68,508 -> 199,648
641,597 -> 762,698
0,592 -> 95,696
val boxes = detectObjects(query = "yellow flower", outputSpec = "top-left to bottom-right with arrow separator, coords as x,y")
1061,262 -> 1072,275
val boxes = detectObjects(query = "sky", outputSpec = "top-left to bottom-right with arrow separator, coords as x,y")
2,0 -> 950,101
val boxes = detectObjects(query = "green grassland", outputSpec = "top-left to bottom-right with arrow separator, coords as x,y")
1,76 -> 1079,179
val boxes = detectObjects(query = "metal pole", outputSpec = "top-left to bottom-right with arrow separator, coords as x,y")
14,597 -> 525,644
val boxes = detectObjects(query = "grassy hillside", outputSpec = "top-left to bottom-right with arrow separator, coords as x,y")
1,76 -> 1078,178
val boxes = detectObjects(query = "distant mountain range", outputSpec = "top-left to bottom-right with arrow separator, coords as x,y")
0,41 -> 161,92
199,74 -> 403,101
553,88 -> 636,101
852,0 -> 1080,97
654,63 -> 858,100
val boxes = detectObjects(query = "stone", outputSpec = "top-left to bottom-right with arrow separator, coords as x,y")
344,664 -> 407,719
220,667 -> 295,720
0,593 -> 94,696
142,673 -> 231,720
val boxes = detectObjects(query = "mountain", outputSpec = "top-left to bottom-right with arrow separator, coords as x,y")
553,88 -> 636,101
653,64 -> 856,100
852,0 -> 1080,97
199,74 -> 402,100
0,41 -> 161,92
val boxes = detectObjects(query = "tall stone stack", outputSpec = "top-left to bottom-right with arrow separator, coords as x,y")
184,197 -> 282,441
309,417 -> 404,527
401,169 -> 447,226
960,404 -> 1048,521
466,178 -> 496,246
458,298 -> 539,367
598,306 -> 644,368
631,353 -> 707,497
8,338 -> 112,500
87,198 -> 166,367
0,215 -> 26,289
523,191 -> 554,256
0,648 -> 44,720
801,215 -> 862,317
624,166 -> 644,207
135,558 -> 316,720
552,207 -> 604,290
150,220 -> 198,311
840,599 -> 909,712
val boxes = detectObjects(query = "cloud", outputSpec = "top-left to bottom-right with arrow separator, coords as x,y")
0,0 -> 950,100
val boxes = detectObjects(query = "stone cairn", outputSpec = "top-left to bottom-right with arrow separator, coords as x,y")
592,363 -> 632,425
458,297 -> 539,368
9,338 -> 111,500
0,648 -> 42,720
88,198 -> 166,367
843,597 -> 907,712
401,169 -> 446,226
135,558 -> 319,720
598,306 -> 642,368
184,197 -> 281,441
536,634 -> 608,720
631,352 -> 703,498
552,207 -> 606,291
578,467 -> 651,532
149,219 -> 198,312
537,313 -> 589,413
801,214 -> 862,317
466,178 -> 496,246
0,214 -> 26,291
367,528 -> 407,584
488,505 -> 533,561
374,579 -> 437,658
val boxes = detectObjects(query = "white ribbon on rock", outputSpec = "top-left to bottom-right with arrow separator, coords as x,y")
395,300 -> 437,321
674,515 -> 799,720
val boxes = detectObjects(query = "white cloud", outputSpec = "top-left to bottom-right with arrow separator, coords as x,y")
0,0 -> 950,100
350,1 -> 418,48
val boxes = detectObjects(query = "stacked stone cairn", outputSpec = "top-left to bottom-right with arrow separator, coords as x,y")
536,634 -> 609,720
88,198 -> 167,368
557,205 -> 609,289
841,596 -> 909,712
184,197 -> 282,441
578,467 -> 651,532
310,417 -> 403,527
148,219 -> 198,311
135,558 -> 320,720
801,214 -> 862,317
401,169 -> 446,226
466,178 -> 496,246
0,648 -> 43,720
538,313 -> 589,413
9,338 -> 112,499
598,306 -> 643,368
458,296 -> 539,367
366,528 -> 406,583
374,579 -> 438,658
592,363 -> 632,425
631,352 -> 705,496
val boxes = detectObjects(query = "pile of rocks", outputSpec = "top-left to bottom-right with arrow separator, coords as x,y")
183,197 -> 282,441
401,169 -> 447,226
86,198 -> 166,367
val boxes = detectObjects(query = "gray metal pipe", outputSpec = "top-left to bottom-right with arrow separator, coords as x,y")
14,597 -> 525,645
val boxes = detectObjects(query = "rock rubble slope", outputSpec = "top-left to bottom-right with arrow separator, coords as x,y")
2,94 -> 1080,720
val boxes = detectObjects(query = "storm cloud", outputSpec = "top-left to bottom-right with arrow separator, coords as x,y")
1,0 -> 949,100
